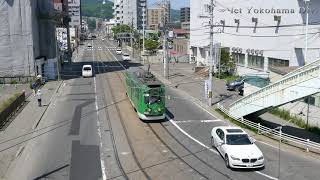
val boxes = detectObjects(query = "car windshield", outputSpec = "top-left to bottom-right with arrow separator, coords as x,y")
124,54 -> 129,57
226,134 -> 252,145
83,67 -> 91,71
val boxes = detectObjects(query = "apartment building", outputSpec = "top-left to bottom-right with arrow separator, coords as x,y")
190,0 -> 320,76
113,0 -> 147,30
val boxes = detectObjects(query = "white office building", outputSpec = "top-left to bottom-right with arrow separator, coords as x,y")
113,0 -> 147,30
190,0 -> 320,75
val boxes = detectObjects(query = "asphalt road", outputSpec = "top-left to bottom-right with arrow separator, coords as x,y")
101,38 -> 320,180
3,38 -> 320,180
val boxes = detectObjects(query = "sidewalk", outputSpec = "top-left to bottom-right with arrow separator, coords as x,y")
0,81 -> 62,179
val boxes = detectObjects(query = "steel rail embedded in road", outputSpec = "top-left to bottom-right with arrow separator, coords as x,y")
95,47 -> 129,180
95,42 -> 151,180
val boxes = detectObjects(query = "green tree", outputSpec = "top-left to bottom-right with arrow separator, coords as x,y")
111,25 -> 131,38
88,18 -> 96,30
82,2 -> 114,20
220,49 -> 236,75
145,39 -> 160,53
149,33 -> 159,41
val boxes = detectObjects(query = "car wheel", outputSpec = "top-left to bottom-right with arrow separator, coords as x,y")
225,154 -> 230,168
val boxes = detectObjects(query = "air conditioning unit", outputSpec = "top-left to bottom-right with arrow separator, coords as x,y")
246,49 -> 250,53
255,50 -> 260,55
238,48 -> 243,53
250,49 -> 255,54
232,47 -> 236,52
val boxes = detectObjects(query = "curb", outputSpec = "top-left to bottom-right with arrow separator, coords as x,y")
32,81 -> 64,129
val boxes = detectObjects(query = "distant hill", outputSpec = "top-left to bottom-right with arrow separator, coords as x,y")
82,0 -> 114,20
171,9 -> 180,22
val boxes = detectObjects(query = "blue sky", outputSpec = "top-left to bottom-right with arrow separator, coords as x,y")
148,0 -> 190,9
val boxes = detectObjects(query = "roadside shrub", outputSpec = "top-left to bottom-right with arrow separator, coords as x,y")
0,93 -> 22,112
270,108 -> 320,136
10,80 -> 17,84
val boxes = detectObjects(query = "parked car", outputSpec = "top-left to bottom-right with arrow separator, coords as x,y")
122,53 -> 130,61
226,78 -> 244,91
211,126 -> 264,169
116,49 -> 122,55
82,65 -> 93,77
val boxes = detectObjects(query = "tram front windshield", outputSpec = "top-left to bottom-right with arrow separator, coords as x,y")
145,87 -> 161,104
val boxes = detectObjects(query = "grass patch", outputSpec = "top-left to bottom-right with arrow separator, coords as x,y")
270,108 -> 320,136
10,80 -> 17,84
0,93 -> 22,112
215,73 -> 239,82
215,108 -> 258,134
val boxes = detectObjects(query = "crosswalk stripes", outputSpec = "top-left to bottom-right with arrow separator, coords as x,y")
105,46 -> 118,50
86,46 -> 118,51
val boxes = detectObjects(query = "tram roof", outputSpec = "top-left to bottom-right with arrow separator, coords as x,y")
127,67 -> 162,86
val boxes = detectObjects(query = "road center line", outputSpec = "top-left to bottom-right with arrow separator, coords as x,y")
167,114 -> 279,180
92,40 -> 107,180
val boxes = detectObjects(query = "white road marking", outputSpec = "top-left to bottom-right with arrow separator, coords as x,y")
174,119 -> 222,124
167,115 -> 219,155
104,40 -> 278,180
120,152 -> 130,155
167,114 -> 279,180
92,40 -> 107,180
255,171 -> 279,180
257,140 -> 280,150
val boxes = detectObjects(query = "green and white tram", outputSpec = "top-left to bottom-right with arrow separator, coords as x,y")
125,68 -> 165,120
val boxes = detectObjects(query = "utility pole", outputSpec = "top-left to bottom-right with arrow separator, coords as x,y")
130,14 -> 134,58
163,7 -> 169,79
304,0 -> 310,64
142,5 -> 146,56
208,0 -> 215,106
307,96 -> 310,128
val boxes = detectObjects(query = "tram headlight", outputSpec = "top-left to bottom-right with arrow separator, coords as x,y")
148,108 -> 152,112
158,108 -> 161,112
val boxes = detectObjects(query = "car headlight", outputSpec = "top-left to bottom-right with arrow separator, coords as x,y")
230,155 -> 240,161
258,156 -> 264,160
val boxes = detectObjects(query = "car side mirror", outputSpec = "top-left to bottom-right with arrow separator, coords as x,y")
249,137 -> 256,143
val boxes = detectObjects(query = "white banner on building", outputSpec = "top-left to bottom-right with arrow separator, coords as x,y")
68,0 -> 80,27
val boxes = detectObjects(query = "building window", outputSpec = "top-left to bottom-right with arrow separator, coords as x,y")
200,48 -> 206,59
248,55 -> 264,69
268,58 -> 289,68
232,53 -> 245,65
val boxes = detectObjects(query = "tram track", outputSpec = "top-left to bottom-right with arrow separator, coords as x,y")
99,39 -> 237,180
94,46 -> 129,180
95,43 -> 152,180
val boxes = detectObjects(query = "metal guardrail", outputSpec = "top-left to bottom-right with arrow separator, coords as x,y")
229,60 -> 320,116
217,103 -> 320,154
282,59 -> 320,78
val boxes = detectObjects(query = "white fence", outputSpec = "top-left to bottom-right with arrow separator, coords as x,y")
217,103 -> 320,154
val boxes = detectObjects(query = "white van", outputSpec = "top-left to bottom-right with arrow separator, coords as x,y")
82,65 -> 93,77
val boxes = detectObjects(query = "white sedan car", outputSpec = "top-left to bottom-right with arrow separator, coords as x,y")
82,65 -> 93,78
211,126 -> 264,169
116,49 -> 122,55
122,53 -> 130,61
